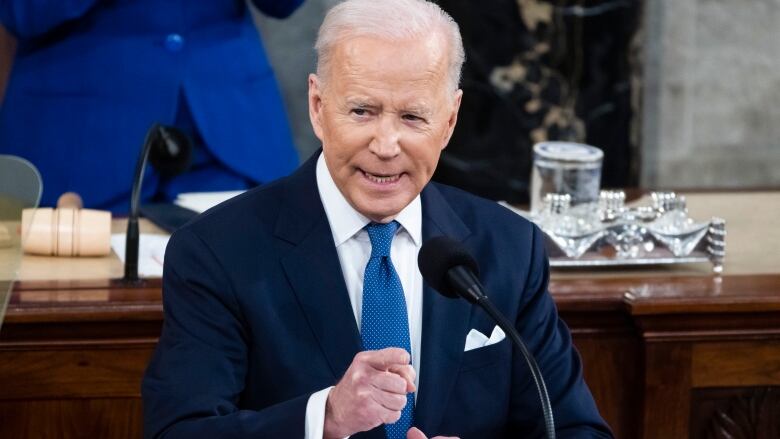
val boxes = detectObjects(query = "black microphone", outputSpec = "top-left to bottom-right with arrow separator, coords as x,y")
418,236 -> 556,439
123,123 -> 192,284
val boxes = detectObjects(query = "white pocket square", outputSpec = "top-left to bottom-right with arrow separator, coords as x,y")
464,326 -> 506,352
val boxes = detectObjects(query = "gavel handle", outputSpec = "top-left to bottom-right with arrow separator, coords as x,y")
56,192 -> 83,209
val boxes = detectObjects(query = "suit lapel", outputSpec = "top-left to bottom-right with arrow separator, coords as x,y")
414,184 -> 474,435
276,153 -> 363,379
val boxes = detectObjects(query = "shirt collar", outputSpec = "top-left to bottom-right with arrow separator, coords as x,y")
316,152 -> 422,247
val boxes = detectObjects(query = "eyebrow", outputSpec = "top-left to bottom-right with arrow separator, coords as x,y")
343,97 -> 433,117
345,97 -> 378,108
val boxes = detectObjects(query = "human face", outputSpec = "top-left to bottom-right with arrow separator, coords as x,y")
308,34 -> 462,223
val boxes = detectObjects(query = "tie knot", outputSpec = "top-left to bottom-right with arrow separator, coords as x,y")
365,221 -> 399,257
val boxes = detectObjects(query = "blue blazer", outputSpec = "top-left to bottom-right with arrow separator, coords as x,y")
142,153 -> 612,438
0,0 -> 302,209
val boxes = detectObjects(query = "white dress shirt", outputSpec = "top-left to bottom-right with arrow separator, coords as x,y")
304,153 -> 424,439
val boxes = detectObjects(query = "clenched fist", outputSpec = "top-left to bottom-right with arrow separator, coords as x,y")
323,348 -> 416,438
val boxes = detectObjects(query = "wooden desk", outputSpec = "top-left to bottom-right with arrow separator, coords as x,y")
2,193 -> 779,438
0,220 -> 164,438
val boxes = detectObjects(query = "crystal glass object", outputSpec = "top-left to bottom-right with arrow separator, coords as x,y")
503,191 -> 727,273
530,142 -> 603,214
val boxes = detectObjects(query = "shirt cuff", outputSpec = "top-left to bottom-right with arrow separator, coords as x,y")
305,386 -> 339,439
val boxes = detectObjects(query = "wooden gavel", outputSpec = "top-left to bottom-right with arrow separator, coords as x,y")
21,192 -> 112,256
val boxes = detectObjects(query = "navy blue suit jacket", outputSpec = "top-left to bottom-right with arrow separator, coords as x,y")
142,153 -> 612,438
0,0 -> 301,209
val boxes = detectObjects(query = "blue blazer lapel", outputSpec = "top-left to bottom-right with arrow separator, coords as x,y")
414,184 -> 475,435
274,155 -> 390,439
275,154 -> 363,379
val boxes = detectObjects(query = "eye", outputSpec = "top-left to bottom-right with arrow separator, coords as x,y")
402,114 -> 424,123
351,108 -> 369,117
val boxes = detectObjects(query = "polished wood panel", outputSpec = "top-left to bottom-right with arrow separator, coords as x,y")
572,334 -> 641,439
0,399 -> 143,439
642,343 -> 693,439
1,345 -> 155,399
624,273 -> 780,438
692,342 -> 780,388
1,279 -> 161,439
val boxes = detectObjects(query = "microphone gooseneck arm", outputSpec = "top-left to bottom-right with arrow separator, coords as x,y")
123,123 -> 159,284
445,265 -> 556,439
475,294 -> 556,439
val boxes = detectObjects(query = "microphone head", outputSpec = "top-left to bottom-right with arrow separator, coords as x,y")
418,236 -> 480,299
149,125 -> 192,176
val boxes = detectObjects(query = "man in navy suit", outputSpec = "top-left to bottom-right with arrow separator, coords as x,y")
142,0 -> 612,437
0,0 -> 302,212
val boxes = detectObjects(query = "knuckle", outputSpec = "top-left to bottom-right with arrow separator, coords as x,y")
362,405 -> 381,426
385,395 -> 403,411
352,369 -> 366,385
385,409 -> 402,424
393,348 -> 410,363
356,388 -> 371,402
369,407 -> 386,426
390,374 -> 406,392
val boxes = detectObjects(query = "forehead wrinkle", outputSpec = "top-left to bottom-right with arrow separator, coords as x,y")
325,35 -> 453,113
339,35 -> 447,78
343,78 -> 434,100
344,96 -> 378,107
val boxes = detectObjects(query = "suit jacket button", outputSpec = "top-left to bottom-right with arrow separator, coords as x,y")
165,33 -> 185,52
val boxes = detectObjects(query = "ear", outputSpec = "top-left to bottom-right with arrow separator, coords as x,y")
308,73 -> 325,142
441,89 -> 463,150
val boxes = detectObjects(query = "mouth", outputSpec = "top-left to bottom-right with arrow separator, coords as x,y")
361,169 -> 402,185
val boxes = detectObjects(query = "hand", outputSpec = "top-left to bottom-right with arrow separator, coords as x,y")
323,348 -> 416,439
406,427 -> 460,439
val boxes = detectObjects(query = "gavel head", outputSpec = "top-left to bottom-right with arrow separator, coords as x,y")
21,193 -> 111,257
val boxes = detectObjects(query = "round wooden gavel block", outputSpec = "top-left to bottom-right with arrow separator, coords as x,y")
22,207 -> 111,257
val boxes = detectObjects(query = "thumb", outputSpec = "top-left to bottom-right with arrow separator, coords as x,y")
407,427 -> 427,439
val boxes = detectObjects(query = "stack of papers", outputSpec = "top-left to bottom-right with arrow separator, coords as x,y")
112,191 -> 245,277
110,234 -> 170,277
174,190 -> 245,213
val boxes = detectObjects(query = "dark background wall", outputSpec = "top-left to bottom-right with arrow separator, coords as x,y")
433,0 -> 642,203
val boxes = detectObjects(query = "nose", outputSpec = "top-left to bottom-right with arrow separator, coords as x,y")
368,115 -> 401,159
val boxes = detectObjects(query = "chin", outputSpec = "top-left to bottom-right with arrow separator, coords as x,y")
358,207 -> 395,223
357,203 -> 403,223
350,188 -> 416,221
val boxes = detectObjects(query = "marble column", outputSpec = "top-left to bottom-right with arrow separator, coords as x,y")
641,0 -> 780,188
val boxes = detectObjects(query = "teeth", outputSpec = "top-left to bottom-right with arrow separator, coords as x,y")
365,171 -> 400,184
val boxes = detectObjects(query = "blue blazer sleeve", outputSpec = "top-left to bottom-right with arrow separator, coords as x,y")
509,225 -> 613,438
249,0 -> 305,19
142,228 -> 310,439
0,0 -> 100,38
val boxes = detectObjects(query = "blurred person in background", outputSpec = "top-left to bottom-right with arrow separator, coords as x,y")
0,0 -> 304,213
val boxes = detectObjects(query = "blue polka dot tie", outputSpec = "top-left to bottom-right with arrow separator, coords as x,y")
361,221 -> 414,439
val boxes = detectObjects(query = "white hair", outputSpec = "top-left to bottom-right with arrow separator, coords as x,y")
314,0 -> 465,92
